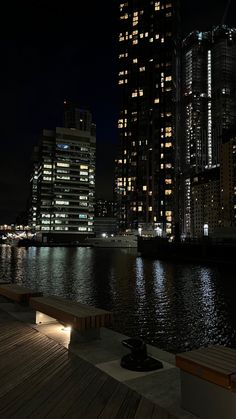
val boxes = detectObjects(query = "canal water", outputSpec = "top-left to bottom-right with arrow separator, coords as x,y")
1,245 -> 236,353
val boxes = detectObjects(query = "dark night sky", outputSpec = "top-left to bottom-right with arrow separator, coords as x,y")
0,0 -> 235,224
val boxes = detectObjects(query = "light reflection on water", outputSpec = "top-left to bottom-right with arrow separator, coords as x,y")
1,245 -> 236,353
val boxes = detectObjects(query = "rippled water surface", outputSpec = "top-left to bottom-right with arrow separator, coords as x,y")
1,245 -> 236,353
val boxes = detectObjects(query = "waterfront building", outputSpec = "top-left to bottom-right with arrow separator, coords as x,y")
29,105 -> 96,243
191,168 -> 220,238
182,26 -> 236,237
95,199 -> 116,218
220,127 -> 236,227
115,0 -> 181,237
94,217 -> 118,237
94,199 -> 118,236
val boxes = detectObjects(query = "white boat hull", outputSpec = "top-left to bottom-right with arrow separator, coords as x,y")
84,236 -> 137,248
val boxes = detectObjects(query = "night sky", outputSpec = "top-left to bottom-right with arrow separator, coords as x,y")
0,0 -> 235,224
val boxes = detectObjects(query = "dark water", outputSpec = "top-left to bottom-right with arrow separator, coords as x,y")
1,245 -> 236,353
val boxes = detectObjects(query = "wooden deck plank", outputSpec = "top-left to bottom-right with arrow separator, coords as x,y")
115,388 -> 142,419
28,363 -> 96,418
0,331 -> 49,357
0,327 -> 35,346
134,397 -> 155,418
98,382 -> 131,419
0,344 -> 65,397
38,366 -> 103,418
0,309 -> 168,419
151,404 -> 171,418
0,351 -> 69,415
0,336 -> 60,378
2,358 -> 85,418
78,376 -> 120,418
61,370 -> 110,418
0,342 -> 64,388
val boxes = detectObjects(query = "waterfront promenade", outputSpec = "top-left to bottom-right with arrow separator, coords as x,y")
0,299 -> 196,418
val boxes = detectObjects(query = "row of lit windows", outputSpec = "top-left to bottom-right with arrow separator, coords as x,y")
41,226 -> 94,232
155,2 -> 172,11
119,32 -> 171,44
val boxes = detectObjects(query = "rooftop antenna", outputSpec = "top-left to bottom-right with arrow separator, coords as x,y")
221,0 -> 231,25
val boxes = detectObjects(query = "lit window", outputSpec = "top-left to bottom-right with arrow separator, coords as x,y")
55,200 -> 69,205
56,144 -> 70,150
79,214 -> 87,219
56,175 -> 70,180
57,162 -> 70,168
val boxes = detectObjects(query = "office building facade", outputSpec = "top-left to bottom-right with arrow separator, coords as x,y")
29,107 -> 96,243
116,0 -> 180,237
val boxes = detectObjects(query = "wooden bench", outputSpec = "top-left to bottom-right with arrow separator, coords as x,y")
176,346 -> 236,419
0,284 -> 42,305
30,295 -> 113,343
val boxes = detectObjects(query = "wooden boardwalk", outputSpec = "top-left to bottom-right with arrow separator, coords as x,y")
0,309 -> 176,419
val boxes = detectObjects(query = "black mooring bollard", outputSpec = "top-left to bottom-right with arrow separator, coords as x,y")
120,337 -> 163,372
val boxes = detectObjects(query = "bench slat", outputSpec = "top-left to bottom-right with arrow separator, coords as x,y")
178,350 -> 236,372
176,355 -> 231,388
230,374 -> 236,393
0,284 -> 42,304
31,296 -> 109,317
176,346 -> 236,389
30,296 -> 112,331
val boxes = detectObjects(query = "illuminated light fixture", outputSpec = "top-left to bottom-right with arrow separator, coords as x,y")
61,325 -> 72,332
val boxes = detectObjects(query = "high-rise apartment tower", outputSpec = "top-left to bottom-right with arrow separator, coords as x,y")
116,0 -> 180,237
182,26 -> 236,237
29,104 -> 96,243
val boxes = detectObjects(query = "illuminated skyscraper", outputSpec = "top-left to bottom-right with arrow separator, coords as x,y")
182,26 -> 236,237
116,1 -> 180,237
29,105 -> 96,243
